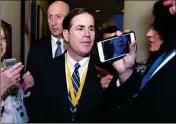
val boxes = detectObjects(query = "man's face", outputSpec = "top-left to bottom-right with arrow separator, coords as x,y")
47,3 -> 69,39
0,28 -> 6,58
64,13 -> 95,57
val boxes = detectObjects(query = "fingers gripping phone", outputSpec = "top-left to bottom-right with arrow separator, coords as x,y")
97,31 -> 136,63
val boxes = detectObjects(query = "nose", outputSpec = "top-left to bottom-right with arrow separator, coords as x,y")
52,17 -> 57,26
84,29 -> 90,37
146,28 -> 153,37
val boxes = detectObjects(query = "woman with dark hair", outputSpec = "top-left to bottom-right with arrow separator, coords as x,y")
107,0 -> 176,122
1,21 -> 34,123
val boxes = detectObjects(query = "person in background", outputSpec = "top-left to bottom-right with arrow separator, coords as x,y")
25,1 -> 70,121
1,21 -> 34,123
98,25 -> 119,89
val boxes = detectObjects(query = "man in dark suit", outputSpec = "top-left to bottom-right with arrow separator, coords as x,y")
25,1 -> 69,122
32,8 -> 105,123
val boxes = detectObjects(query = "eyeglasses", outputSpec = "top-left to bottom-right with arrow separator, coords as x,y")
0,37 -> 6,42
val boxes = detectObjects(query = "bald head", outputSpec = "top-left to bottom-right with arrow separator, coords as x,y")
47,1 -> 70,39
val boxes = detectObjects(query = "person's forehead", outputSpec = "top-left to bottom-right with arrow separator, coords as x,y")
48,2 -> 69,15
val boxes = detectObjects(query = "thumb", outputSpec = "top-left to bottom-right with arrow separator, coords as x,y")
129,40 -> 137,56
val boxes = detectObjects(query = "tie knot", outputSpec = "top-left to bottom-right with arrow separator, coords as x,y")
56,40 -> 61,46
74,63 -> 80,71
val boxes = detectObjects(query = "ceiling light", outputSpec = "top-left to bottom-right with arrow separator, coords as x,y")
95,9 -> 100,12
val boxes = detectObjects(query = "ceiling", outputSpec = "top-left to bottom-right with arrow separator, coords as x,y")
67,0 -> 124,25
50,0 -> 124,26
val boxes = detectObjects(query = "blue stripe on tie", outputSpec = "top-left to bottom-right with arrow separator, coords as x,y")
71,77 -> 79,93
72,76 -> 79,88
68,93 -> 75,112
74,72 -> 80,81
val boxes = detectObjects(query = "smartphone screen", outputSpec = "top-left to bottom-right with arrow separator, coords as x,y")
103,34 -> 130,60
97,32 -> 135,62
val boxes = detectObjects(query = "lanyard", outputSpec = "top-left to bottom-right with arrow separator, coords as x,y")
65,56 -> 88,106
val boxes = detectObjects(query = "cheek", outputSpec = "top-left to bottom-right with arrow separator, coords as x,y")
58,19 -> 64,26
90,32 -> 95,40
2,43 -> 6,51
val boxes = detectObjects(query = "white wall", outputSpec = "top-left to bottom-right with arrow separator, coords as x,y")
1,1 -> 21,61
123,1 -> 155,63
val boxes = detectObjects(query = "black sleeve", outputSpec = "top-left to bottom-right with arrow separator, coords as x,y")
105,69 -> 142,108
26,41 -> 36,74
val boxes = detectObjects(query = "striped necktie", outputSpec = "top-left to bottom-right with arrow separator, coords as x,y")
68,63 -> 80,113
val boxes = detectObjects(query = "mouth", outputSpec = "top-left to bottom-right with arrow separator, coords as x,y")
81,41 -> 92,46
148,39 -> 154,44
52,28 -> 58,32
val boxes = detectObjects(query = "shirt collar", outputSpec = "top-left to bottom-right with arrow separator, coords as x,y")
66,52 -> 90,68
51,35 -> 64,46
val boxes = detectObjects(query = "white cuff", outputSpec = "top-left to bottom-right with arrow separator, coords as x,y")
116,79 -> 121,87
23,91 -> 31,98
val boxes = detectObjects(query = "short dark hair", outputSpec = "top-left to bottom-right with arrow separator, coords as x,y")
103,25 -> 119,34
152,0 -> 176,49
62,8 -> 95,31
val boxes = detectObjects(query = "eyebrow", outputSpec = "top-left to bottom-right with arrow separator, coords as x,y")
76,25 -> 95,28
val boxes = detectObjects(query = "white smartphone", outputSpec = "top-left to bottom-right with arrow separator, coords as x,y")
97,31 -> 136,63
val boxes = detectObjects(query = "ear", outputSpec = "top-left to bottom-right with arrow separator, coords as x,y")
63,29 -> 69,43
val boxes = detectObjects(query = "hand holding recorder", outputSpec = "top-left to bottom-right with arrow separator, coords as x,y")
1,62 -> 23,96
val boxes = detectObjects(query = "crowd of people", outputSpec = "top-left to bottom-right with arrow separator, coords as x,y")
1,0 -> 176,123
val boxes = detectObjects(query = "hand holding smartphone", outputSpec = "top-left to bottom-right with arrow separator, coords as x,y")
97,31 -> 136,63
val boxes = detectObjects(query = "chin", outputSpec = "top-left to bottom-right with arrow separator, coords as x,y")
79,51 -> 91,57
149,48 -> 158,52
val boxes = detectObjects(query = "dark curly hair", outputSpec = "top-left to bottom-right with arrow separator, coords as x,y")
152,0 -> 176,52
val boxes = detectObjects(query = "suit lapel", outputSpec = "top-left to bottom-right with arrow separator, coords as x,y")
75,56 -> 102,115
50,54 -> 72,120
44,35 -> 53,60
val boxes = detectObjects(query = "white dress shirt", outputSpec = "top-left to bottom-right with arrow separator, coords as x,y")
51,35 -> 66,58
65,52 -> 90,91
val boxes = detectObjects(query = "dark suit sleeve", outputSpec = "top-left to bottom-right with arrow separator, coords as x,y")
105,69 -> 142,107
26,41 -> 37,74
26,60 -> 52,123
